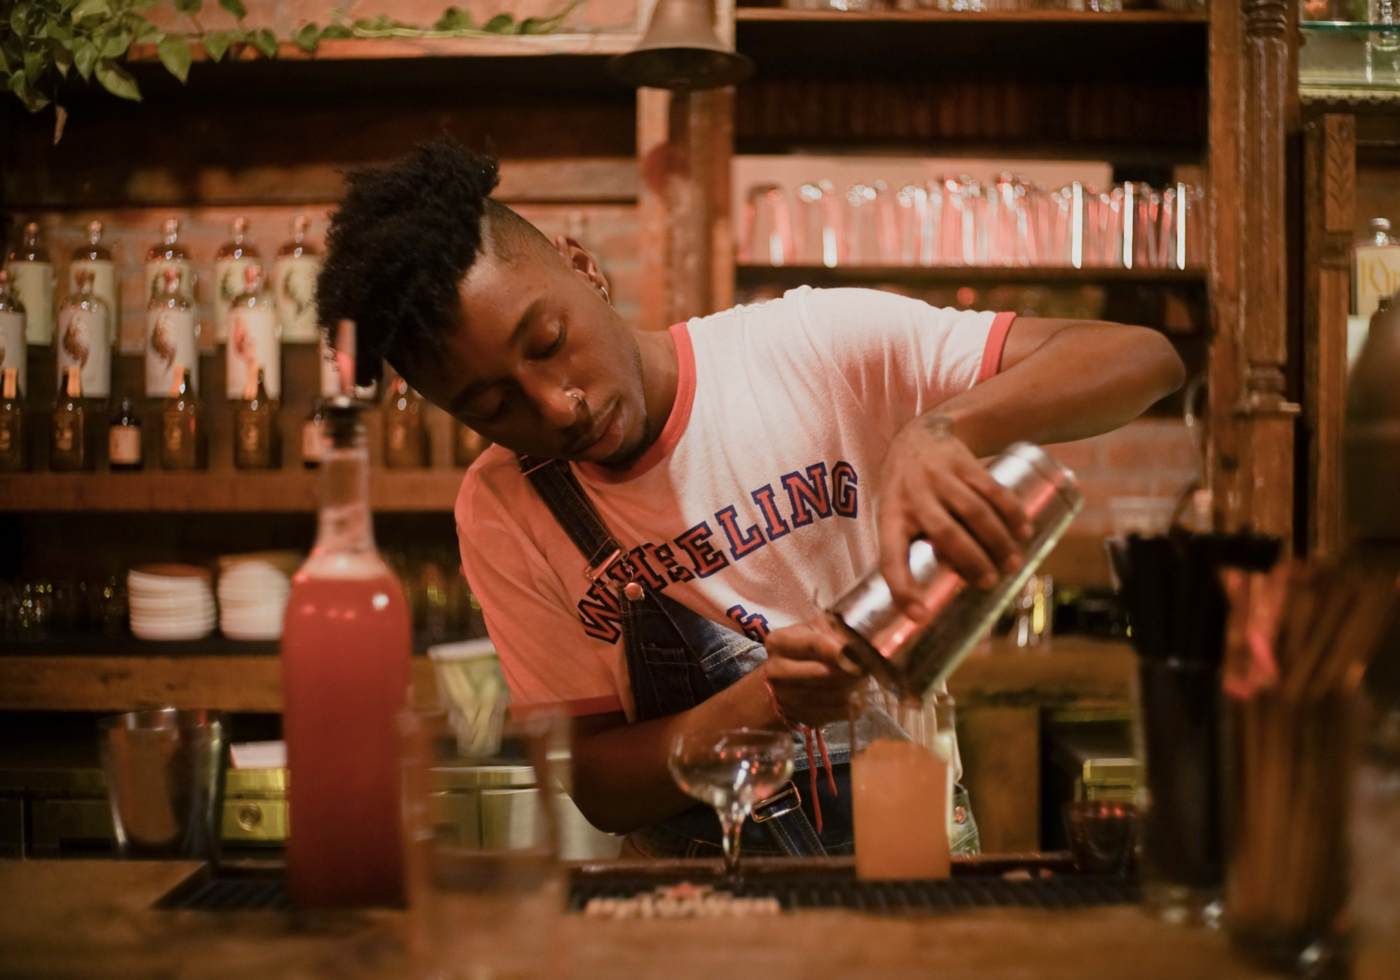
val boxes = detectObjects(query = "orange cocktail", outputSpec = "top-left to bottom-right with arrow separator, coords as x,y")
852,737 -> 951,880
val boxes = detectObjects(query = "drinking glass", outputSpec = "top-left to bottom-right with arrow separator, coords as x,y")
794,181 -> 843,268
896,184 -> 934,267
844,181 -> 899,266
738,184 -> 793,267
667,729 -> 795,881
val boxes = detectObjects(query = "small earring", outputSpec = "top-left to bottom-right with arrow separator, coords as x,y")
600,284 -> 611,305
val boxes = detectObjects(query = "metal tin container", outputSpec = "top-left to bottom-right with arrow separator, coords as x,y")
827,442 -> 1083,699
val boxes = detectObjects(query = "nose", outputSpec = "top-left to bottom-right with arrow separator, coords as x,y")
524,374 -> 584,429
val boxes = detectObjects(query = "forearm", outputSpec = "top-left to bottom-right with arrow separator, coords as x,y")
925,323 -> 1184,457
570,669 -> 782,834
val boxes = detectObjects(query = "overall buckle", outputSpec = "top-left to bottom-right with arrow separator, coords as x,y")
751,783 -> 802,823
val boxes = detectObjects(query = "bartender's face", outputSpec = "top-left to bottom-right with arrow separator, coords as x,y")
400,232 -> 654,468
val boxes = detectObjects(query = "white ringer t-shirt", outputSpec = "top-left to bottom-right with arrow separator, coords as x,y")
455,286 -> 1016,721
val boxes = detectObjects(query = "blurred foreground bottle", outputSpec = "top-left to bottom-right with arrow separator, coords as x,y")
5,221 -> 53,345
160,367 -> 205,471
0,366 -> 28,472
281,322 -> 412,908
51,366 -> 91,471
0,269 -> 26,400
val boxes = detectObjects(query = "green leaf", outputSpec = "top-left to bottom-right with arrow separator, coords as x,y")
51,40 -> 72,76
72,36 -> 98,78
318,22 -> 351,38
12,4 -> 34,35
217,0 -> 246,19
131,0 -> 162,10
434,6 -> 472,30
98,29 -> 132,58
250,27 -> 275,57
201,28 -> 231,61
157,32 -> 190,81
133,17 -> 164,43
11,74 -> 51,112
483,13 -> 514,32
292,22 -> 319,51
0,44 -> 10,74
173,0 -> 202,12
69,0 -> 109,21
47,18 -> 75,41
95,57 -> 140,100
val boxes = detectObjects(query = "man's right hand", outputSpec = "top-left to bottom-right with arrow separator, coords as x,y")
761,617 -> 866,727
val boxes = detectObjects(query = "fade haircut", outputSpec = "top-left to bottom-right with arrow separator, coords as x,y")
317,133 -> 558,387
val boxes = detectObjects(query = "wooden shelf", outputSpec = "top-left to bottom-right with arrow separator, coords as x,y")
127,33 -> 639,63
0,638 -> 1132,713
736,8 -> 1208,23
0,470 -> 464,513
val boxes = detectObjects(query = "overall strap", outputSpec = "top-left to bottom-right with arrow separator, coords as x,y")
517,454 -> 827,858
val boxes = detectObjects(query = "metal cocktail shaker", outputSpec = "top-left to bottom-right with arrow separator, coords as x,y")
827,442 -> 1084,699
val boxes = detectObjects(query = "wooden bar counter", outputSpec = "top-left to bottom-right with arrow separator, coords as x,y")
0,858 -> 1279,980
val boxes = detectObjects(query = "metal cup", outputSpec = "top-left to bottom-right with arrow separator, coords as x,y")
98,708 -> 228,861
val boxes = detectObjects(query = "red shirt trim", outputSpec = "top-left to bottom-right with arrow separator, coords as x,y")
577,322 -> 695,485
976,312 -> 1017,384
511,694 -> 624,720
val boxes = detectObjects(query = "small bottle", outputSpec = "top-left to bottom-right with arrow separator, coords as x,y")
146,266 -> 199,399
108,397 -> 143,472
69,220 -> 120,347
144,218 -> 194,306
50,366 -> 92,472
1354,218 -> 1400,319
384,375 -> 429,469
161,366 -> 206,471
302,398 -> 327,470
5,221 -> 54,345
56,269 -> 112,401
226,264 -> 280,402
0,366 -> 28,472
275,215 -> 322,343
0,269 -> 27,400
214,218 -> 261,342
453,420 -> 492,469
234,367 -> 278,470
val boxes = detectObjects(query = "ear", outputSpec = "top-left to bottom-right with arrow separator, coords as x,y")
554,234 -> 611,304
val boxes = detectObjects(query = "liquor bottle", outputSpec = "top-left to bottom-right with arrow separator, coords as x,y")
275,216 -> 321,343
226,265 -> 280,401
69,221 -> 120,347
453,420 -> 492,469
302,398 -> 327,470
281,352 -> 412,906
384,375 -> 429,468
56,269 -> 112,400
50,366 -> 92,472
1353,218 -> 1400,320
160,367 -> 206,471
214,218 -> 260,342
0,269 -> 26,401
0,366 -> 27,472
108,396 -> 143,472
146,266 -> 199,398
234,367 -> 278,470
5,221 -> 54,345
144,218 -> 194,306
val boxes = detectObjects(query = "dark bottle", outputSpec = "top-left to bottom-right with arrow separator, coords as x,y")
108,397 -> 143,472
50,366 -> 92,472
0,366 -> 28,472
160,366 -> 206,471
234,367 -> 278,470
302,398 -> 327,470
384,375 -> 429,468
453,420 -> 492,469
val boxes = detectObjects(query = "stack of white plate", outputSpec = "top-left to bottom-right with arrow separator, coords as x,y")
128,565 -> 216,641
217,551 -> 299,641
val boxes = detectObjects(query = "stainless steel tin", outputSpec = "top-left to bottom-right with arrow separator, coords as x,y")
827,441 -> 1083,699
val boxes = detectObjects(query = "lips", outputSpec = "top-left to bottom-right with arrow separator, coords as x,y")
571,401 -> 624,461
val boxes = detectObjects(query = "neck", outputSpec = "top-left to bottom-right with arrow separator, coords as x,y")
636,326 -> 680,439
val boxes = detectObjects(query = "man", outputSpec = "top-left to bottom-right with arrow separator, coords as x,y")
317,135 -> 1185,853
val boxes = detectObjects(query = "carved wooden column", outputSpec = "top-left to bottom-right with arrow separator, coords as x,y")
1208,0 -> 1301,541
1302,115 -> 1356,557
636,0 -> 736,331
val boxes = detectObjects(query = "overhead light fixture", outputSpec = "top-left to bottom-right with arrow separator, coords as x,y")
608,0 -> 754,91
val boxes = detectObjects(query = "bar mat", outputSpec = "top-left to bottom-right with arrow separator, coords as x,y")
568,874 -> 1139,914
155,865 -> 291,912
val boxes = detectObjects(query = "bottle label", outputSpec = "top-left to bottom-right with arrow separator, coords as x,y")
0,421 -> 13,455
163,416 -> 185,453
109,425 -> 142,464
69,260 -> 120,348
56,307 -> 112,398
214,258 -> 259,342
303,419 -> 325,462
9,261 -> 53,345
53,416 -> 76,454
144,259 -> 194,308
226,308 -> 280,400
239,417 -> 263,455
0,311 -> 27,399
146,308 -> 200,398
276,256 -> 321,344
1355,244 -> 1400,319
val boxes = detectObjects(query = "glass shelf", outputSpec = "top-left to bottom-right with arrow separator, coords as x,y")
1301,20 -> 1400,32
1300,20 -> 1400,93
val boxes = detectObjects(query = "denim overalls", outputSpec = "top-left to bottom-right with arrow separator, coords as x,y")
520,456 -> 978,858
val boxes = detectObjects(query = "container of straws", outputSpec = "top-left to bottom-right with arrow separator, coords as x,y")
1220,560 -> 1397,975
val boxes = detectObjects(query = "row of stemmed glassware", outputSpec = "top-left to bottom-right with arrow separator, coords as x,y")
739,174 -> 1207,271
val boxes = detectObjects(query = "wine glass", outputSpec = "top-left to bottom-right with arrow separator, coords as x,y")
668,729 -> 795,882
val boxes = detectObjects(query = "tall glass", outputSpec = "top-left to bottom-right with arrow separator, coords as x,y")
668,729 -> 794,881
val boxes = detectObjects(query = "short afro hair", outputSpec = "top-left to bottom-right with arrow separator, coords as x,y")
317,133 -> 509,388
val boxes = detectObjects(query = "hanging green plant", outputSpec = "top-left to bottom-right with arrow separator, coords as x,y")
1,0 -> 584,132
